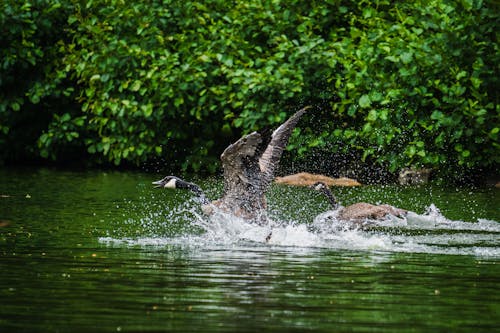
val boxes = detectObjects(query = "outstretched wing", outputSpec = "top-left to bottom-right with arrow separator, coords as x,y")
218,106 -> 310,210
258,106 -> 311,188
220,131 -> 264,198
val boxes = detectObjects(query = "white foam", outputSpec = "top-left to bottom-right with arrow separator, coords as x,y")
267,224 -> 320,247
99,204 -> 500,257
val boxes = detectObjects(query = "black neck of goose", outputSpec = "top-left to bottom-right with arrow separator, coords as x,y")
321,187 -> 339,209
185,182 -> 210,205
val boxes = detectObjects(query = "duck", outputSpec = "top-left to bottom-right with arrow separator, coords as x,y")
310,182 -> 407,230
153,106 -> 310,225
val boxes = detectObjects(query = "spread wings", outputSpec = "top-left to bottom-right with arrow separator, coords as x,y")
258,106 -> 310,187
220,106 -> 310,198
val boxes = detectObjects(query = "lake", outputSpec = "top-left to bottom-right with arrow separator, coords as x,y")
1,167 -> 499,332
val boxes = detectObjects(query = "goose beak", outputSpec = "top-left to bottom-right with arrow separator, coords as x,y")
152,177 -> 178,189
152,179 -> 165,188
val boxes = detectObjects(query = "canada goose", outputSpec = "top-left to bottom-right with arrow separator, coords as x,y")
153,106 -> 310,225
310,182 -> 407,230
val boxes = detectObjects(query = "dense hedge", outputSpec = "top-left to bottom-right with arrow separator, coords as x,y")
1,0 -> 498,178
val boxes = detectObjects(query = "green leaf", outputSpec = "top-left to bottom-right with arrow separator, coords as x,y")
456,71 -> 467,80
130,80 -> 142,92
367,110 -> 378,121
90,74 -> 100,82
385,56 -> 399,63
431,111 -> 444,120
400,52 -> 413,64
359,95 -> 371,108
61,113 -> 71,122
30,94 -> 41,104
11,102 -> 20,111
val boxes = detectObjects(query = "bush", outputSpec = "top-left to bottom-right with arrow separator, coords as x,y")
310,0 -> 500,174
0,1 -> 75,162
0,0 -> 498,179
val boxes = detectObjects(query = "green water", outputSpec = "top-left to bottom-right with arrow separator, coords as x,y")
1,167 -> 499,332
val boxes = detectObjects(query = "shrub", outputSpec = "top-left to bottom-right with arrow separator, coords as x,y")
0,0 -> 498,180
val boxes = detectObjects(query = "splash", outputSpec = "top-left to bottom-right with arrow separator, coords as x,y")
99,203 -> 500,258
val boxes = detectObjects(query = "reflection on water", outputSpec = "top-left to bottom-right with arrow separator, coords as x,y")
1,167 -> 499,332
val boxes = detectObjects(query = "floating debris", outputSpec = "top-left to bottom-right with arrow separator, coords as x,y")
275,172 -> 361,187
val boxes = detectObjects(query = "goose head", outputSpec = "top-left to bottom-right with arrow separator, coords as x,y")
152,175 -> 208,204
309,181 -> 339,209
310,182 -> 328,192
152,176 -> 188,189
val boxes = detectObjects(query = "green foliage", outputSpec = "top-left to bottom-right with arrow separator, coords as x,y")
311,0 -> 500,173
55,0 -> 335,168
0,0 -> 498,179
0,0 -> 76,162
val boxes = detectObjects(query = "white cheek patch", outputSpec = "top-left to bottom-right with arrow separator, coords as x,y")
164,178 -> 177,188
314,184 -> 323,191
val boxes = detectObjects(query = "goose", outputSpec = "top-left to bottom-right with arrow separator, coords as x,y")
153,106 -> 310,225
310,182 -> 407,230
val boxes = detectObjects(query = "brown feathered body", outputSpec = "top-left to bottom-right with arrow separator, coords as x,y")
311,182 -> 407,229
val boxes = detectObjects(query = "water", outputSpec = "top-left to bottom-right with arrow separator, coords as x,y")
1,167 -> 499,332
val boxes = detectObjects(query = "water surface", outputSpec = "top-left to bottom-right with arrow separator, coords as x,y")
1,167 -> 499,332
